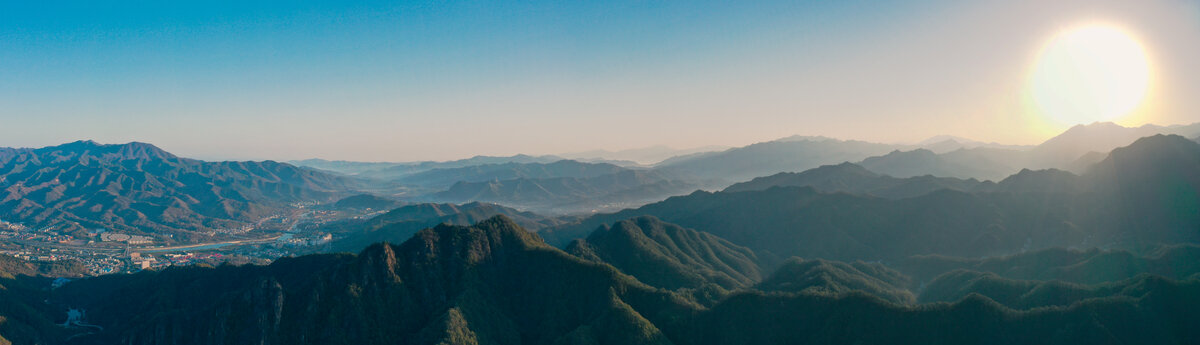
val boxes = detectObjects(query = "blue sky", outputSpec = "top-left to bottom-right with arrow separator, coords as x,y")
2,0 -> 1198,161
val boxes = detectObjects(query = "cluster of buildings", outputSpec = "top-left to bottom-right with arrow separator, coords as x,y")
99,232 -> 153,245
0,219 -> 29,232
0,204 -> 370,277
1,247 -> 128,275
0,230 -> 78,244
280,233 -> 333,247
2,249 -> 65,262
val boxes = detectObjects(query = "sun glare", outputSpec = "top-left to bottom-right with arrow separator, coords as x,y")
1030,24 -> 1151,126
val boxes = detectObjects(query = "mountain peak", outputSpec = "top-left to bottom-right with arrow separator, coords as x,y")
400,215 -> 545,261
37,140 -> 177,161
1095,134 -> 1200,169
1069,121 -> 1124,130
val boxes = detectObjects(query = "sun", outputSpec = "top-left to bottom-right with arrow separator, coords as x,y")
1029,24 -> 1151,126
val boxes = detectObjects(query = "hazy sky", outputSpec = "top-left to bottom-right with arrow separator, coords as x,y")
2,0 -> 1198,161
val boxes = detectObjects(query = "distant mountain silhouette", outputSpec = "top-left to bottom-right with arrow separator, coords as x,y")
430,170 -> 697,214
859,148 -> 1024,180
560,145 -> 729,166
723,162 -> 987,198
655,137 -> 898,184
0,141 -> 361,242
398,160 -> 628,190
1030,122 -> 1200,167
290,154 -> 564,180
545,134 -> 1200,263
857,122 -> 1200,180
915,135 -> 1032,153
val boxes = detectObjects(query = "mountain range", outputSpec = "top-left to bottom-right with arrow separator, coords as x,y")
653,137 -> 899,183
542,135 -> 1200,265
431,170 -> 698,214
0,141 -> 361,242
861,122 -> 1200,180
558,145 -> 730,166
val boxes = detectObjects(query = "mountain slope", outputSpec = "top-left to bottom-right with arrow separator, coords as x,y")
0,141 -> 360,241
754,257 -> 914,304
1083,134 -> 1200,243
566,216 -> 761,292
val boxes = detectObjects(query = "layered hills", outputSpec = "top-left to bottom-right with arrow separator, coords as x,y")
654,137 -> 898,183
432,170 -> 698,214
860,122 -> 1200,179
723,162 -> 987,198
397,160 -> 628,190
543,135 -> 1200,264
323,201 -> 566,253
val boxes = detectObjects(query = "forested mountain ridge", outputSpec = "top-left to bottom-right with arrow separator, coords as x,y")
565,216 -> 761,293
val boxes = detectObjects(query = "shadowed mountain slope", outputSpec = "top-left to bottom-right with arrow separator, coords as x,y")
566,216 -> 761,291
754,257 -> 914,304
542,186 -> 1101,264
919,270 -> 1200,310
898,244 -> 1200,286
